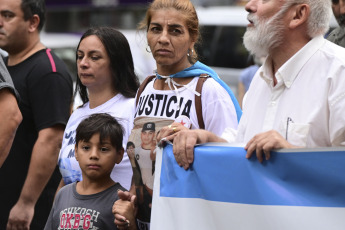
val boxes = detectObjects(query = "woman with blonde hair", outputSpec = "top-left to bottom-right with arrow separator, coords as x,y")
113,0 -> 241,229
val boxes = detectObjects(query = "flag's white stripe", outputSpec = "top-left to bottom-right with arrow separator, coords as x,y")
153,197 -> 345,230
151,145 -> 345,230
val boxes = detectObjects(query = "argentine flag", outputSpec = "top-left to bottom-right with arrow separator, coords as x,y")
151,143 -> 345,230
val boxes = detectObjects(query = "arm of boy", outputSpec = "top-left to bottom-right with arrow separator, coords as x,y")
113,190 -> 137,230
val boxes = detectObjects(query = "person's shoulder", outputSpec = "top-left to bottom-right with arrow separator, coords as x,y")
119,96 -> 136,113
46,49 -> 73,79
29,48 -> 56,64
116,182 -> 127,191
66,106 -> 88,125
55,183 -> 75,200
118,94 -> 136,104
200,77 -> 234,103
71,103 -> 89,115
0,58 -> 14,85
61,182 -> 75,192
96,183 -> 127,201
102,94 -> 135,114
202,77 -> 229,93
139,76 -> 156,92
27,49 -> 71,76
113,183 -> 127,200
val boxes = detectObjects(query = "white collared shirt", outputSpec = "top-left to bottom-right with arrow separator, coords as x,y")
223,36 -> 345,147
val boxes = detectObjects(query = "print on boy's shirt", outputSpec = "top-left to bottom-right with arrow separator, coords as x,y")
59,207 -> 100,230
135,94 -> 192,118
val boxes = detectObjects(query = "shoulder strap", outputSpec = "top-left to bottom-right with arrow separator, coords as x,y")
195,74 -> 209,130
136,75 -> 156,106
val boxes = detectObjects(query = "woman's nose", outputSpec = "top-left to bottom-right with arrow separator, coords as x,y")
158,29 -> 169,44
79,57 -> 89,68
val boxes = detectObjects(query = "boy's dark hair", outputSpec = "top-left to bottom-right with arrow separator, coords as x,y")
21,0 -> 46,31
76,113 -> 124,150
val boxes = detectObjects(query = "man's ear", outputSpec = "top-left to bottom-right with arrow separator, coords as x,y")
289,4 -> 309,29
116,147 -> 125,164
28,15 -> 40,32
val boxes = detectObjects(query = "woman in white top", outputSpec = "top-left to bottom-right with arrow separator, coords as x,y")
57,27 -> 140,191
113,0 -> 242,228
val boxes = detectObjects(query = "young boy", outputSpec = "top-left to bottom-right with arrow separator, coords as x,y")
44,113 -> 127,229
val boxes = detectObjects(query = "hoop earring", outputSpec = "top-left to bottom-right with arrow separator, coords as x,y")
187,49 -> 194,57
146,45 -> 151,53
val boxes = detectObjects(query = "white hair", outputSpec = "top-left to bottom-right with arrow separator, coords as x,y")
243,10 -> 286,57
284,0 -> 332,37
243,0 -> 332,56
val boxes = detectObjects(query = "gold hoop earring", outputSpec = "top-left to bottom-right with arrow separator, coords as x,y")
187,49 -> 193,57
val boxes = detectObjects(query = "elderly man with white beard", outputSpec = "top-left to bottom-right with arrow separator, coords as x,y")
161,0 -> 345,170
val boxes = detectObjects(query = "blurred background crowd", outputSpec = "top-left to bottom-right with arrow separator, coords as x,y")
42,0 -> 255,103
42,0 -> 336,105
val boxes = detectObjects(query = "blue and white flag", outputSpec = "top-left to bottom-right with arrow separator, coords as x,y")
151,143 -> 345,230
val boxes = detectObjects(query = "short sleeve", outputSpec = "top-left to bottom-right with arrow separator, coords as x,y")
201,79 -> 239,136
0,57 -> 20,102
28,72 -> 72,131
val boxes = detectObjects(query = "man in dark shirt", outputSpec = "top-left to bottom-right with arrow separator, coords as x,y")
0,0 -> 73,229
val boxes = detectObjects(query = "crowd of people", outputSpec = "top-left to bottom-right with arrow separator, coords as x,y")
0,0 -> 344,229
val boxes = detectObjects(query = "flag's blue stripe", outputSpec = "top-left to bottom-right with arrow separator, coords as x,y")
160,144 -> 345,207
